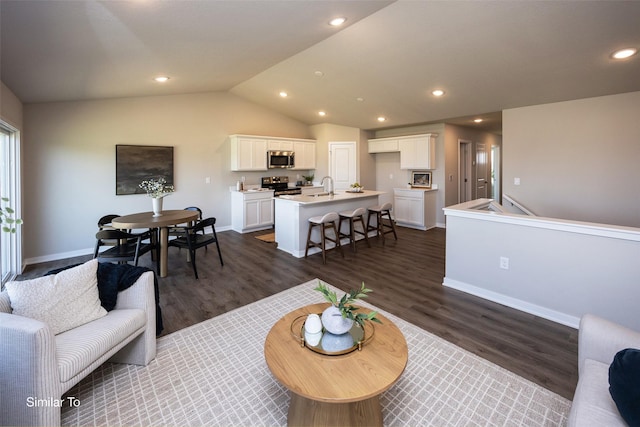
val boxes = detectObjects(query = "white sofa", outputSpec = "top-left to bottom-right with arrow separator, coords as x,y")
0,270 -> 157,427
567,314 -> 640,426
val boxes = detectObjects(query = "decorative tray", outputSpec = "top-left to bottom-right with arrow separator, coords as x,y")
290,314 -> 375,356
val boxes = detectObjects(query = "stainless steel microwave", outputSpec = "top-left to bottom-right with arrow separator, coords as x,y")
267,151 -> 295,169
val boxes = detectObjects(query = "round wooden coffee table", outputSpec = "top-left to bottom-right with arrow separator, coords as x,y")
264,303 -> 408,426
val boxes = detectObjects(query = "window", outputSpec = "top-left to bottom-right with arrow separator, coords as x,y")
1,120 -> 21,285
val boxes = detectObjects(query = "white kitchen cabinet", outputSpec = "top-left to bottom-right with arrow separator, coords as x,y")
368,137 -> 399,153
399,134 -> 437,170
393,188 -> 437,230
268,140 -> 294,151
230,135 -> 268,171
292,140 -> 316,170
230,134 -> 315,171
231,190 -> 274,233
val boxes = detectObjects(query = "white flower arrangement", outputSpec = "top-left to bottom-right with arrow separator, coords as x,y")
139,177 -> 174,198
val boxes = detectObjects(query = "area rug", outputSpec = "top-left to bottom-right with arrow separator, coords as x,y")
61,279 -> 571,426
255,232 -> 276,243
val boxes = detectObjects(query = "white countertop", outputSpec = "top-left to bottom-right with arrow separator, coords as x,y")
276,190 -> 384,205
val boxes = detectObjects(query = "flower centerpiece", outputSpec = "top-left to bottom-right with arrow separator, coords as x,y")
0,197 -> 22,233
349,182 -> 364,192
314,281 -> 381,335
139,177 -> 174,216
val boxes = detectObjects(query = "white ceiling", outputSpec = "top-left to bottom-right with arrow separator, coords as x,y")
2,1 -> 639,134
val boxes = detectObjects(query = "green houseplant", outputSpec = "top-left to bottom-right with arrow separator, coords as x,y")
302,174 -> 314,185
0,197 -> 22,233
314,281 -> 381,334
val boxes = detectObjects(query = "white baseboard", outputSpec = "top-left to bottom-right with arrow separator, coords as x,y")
442,277 -> 580,329
24,247 -> 94,267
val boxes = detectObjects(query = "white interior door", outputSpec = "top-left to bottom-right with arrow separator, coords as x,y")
329,142 -> 356,191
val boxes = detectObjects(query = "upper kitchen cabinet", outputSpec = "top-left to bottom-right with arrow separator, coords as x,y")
368,137 -> 399,153
231,134 -> 316,171
267,139 -> 294,151
292,140 -> 316,170
230,135 -> 268,171
368,133 -> 437,169
399,134 -> 437,170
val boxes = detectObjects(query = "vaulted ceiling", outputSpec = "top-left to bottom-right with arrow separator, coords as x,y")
2,1 -> 639,134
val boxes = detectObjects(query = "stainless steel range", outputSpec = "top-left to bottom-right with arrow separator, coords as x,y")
261,176 -> 302,196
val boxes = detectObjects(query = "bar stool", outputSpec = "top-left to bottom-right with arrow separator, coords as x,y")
367,202 -> 398,245
305,212 -> 344,264
338,207 -> 370,252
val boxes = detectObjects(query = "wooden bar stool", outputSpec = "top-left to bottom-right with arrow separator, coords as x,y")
366,202 -> 398,245
338,207 -> 370,252
305,212 -> 344,264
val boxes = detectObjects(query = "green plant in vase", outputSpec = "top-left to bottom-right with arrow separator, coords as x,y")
314,281 -> 381,334
302,174 -> 314,185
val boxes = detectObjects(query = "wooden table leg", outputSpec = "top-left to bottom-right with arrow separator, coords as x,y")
159,226 -> 168,278
288,392 -> 383,427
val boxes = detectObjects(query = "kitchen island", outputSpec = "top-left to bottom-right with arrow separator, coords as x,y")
274,190 -> 384,257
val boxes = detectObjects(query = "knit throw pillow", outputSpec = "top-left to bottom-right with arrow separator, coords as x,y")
5,259 -> 107,334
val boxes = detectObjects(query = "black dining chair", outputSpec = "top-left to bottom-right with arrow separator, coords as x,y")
97,214 -> 120,231
94,229 -> 159,271
168,217 -> 223,279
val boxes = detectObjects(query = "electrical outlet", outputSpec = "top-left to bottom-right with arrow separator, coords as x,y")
389,173 -> 393,180
500,257 -> 510,270
205,177 -> 211,184
514,177 -> 521,185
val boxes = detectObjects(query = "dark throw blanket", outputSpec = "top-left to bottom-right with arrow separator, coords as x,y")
46,262 -> 164,335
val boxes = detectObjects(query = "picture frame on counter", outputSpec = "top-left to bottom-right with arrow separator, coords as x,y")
411,171 -> 432,188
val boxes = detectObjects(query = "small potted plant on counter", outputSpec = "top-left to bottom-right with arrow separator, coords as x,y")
302,174 -> 314,185
314,281 -> 381,335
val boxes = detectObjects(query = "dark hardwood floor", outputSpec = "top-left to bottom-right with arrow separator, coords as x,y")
18,226 -> 578,400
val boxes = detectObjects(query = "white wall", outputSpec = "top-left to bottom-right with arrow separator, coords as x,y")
503,91 -> 640,227
444,203 -> 640,330
22,91 -> 312,262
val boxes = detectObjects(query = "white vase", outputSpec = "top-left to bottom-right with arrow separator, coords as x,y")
321,305 -> 354,335
152,197 -> 164,217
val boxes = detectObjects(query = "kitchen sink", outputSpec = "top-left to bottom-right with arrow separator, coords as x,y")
311,192 -> 330,197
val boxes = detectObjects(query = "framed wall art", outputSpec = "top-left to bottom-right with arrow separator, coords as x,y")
411,171 -> 432,188
115,145 -> 174,195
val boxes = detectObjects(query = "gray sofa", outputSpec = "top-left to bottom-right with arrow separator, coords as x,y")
567,314 -> 640,426
0,270 -> 157,426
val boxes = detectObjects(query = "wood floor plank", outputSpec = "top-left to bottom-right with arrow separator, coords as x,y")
17,226 -> 578,400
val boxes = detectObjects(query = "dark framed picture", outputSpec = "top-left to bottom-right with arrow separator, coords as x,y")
411,171 -> 432,188
115,145 -> 174,195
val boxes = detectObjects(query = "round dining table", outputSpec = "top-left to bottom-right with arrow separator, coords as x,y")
112,210 -> 199,277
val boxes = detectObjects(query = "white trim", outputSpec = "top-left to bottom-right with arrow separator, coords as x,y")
444,199 -> 640,242
443,277 -> 580,329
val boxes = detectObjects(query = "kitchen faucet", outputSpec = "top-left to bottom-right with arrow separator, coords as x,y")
320,176 -> 334,195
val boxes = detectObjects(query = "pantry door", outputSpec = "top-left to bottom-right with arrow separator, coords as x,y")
329,142 -> 356,191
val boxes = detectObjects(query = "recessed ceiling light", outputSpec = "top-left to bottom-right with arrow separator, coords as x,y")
314,71 -> 324,77
377,116 -> 387,122
279,91 -> 288,98
318,111 -> 327,117
611,48 -> 638,60
431,89 -> 445,97
154,76 -> 170,83
329,17 -> 346,26
356,97 -> 364,102
473,118 -> 483,123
